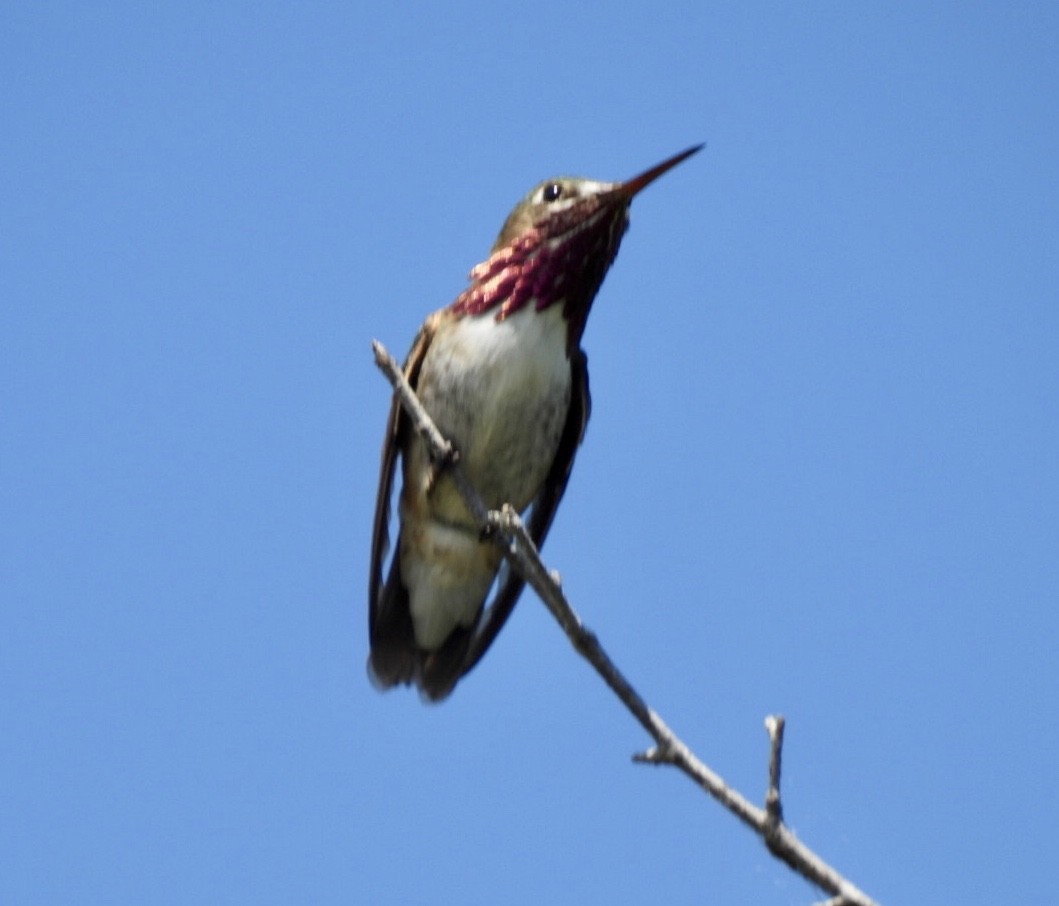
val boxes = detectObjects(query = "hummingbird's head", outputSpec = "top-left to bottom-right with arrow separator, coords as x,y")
452,145 -> 703,348
491,177 -> 622,253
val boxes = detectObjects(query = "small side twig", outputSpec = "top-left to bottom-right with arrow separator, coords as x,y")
372,339 -> 879,906
765,714 -> 786,827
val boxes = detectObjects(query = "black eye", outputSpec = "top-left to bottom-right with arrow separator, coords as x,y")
542,182 -> 563,202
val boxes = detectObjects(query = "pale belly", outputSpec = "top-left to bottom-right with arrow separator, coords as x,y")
400,304 -> 572,648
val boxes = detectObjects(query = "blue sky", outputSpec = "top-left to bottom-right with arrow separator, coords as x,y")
2,3 -> 1057,903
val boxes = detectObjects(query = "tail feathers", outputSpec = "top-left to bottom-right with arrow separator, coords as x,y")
368,551 -> 476,703
418,627 -> 473,702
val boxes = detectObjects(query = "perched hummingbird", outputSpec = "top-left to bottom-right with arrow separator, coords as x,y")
369,144 -> 702,701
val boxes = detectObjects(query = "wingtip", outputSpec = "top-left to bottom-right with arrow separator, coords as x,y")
366,645 -> 416,692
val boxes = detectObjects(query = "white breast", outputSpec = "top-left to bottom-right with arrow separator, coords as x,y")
419,303 -> 572,510
403,303 -> 573,648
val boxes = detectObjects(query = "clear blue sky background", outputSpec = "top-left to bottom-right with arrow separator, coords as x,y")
3,4 -> 1057,904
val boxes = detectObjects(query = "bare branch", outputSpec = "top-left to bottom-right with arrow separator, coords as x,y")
372,339 -> 879,906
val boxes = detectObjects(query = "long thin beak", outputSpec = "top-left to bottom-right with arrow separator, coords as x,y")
618,144 -> 704,198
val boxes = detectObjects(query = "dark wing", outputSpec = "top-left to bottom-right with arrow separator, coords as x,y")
460,348 -> 591,676
368,315 -> 438,644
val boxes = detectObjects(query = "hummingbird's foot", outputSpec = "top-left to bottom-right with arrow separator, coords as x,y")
479,510 -> 501,542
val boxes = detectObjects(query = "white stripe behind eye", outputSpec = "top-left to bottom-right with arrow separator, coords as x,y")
533,178 -> 614,210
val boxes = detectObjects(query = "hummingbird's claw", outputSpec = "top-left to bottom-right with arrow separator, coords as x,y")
479,510 -> 503,543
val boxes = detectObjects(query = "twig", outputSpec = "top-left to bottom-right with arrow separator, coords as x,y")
372,339 -> 879,906
765,714 -> 786,827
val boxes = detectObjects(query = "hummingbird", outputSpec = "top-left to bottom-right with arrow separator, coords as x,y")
369,144 -> 702,701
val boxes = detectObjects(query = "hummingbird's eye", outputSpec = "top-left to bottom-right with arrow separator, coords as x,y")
542,183 -> 563,203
